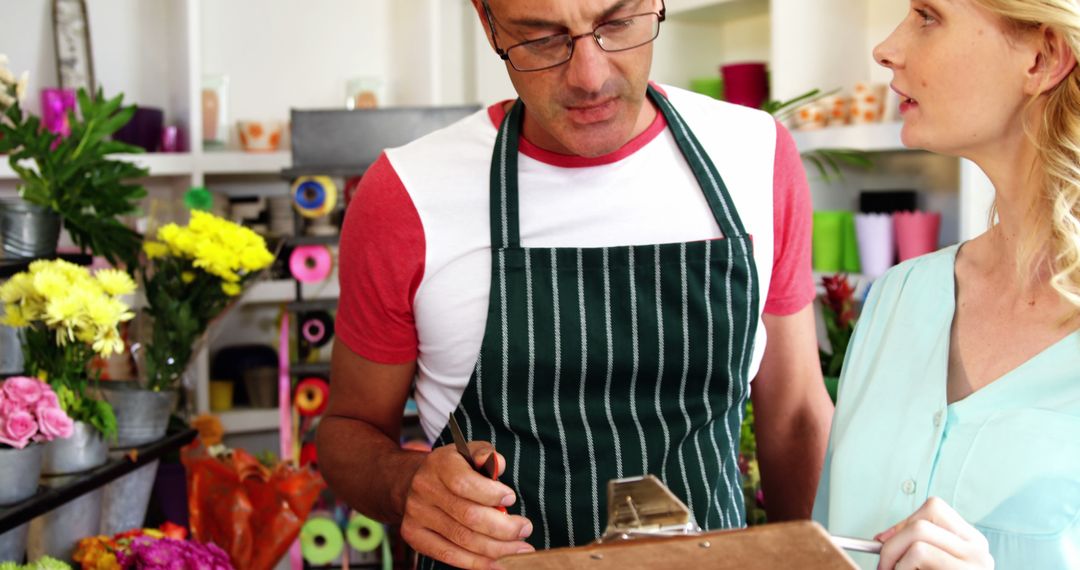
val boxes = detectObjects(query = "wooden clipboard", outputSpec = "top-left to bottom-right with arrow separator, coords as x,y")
498,520 -> 859,569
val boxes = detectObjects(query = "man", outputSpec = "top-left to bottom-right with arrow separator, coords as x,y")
317,0 -> 833,568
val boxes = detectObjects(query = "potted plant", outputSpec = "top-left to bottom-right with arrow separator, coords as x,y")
0,259 -> 131,471
0,377 -> 75,563
819,273 -> 858,402
0,55 -> 147,268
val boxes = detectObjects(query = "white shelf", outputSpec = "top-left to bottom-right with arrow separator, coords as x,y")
791,122 -> 906,153
218,408 -> 280,434
0,152 -> 197,180
200,151 -> 291,175
243,278 -> 341,305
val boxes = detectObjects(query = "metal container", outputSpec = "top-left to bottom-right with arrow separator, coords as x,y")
0,324 -> 23,376
0,523 -> 29,563
100,456 -> 159,535
0,199 -> 61,259
27,484 -> 101,562
0,444 -> 43,506
41,421 -> 108,475
97,383 -> 178,447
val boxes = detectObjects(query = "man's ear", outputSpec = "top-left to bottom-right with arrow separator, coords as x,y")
1026,25 -> 1077,96
472,0 -> 497,52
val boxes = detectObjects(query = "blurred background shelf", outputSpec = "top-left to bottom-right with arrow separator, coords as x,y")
791,122 -> 906,153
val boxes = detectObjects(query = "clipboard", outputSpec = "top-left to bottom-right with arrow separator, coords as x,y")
497,476 -> 859,569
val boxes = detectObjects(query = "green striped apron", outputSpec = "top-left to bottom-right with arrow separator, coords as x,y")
423,85 -> 759,568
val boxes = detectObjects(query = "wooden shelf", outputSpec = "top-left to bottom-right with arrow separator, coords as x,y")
0,429 -> 197,534
0,153 -> 197,180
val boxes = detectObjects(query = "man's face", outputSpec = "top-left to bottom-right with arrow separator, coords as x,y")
479,0 -> 660,157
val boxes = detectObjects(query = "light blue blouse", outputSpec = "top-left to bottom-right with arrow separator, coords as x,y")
813,245 -> 1080,569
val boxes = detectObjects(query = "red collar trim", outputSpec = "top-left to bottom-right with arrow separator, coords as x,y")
485,83 -> 670,168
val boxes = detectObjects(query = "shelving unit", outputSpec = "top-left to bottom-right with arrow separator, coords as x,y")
0,429 -> 197,534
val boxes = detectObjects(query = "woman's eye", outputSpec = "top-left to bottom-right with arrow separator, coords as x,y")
915,8 -> 937,26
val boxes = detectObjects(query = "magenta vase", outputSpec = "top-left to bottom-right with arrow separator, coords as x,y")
721,62 -> 769,109
40,88 -> 77,138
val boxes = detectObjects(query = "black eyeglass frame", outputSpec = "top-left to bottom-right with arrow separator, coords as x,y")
481,0 -> 668,72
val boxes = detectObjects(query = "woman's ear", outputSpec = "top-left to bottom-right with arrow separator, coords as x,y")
1026,25 -> 1077,95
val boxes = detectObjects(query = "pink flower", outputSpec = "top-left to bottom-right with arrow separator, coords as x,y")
36,406 -> 73,441
0,410 -> 36,449
3,376 -> 44,407
35,390 -> 60,413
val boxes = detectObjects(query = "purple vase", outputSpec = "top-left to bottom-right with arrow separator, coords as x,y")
40,88 -> 77,138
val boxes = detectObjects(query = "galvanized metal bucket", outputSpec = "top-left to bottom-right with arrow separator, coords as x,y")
100,457 -> 160,535
0,324 -> 23,376
0,199 -> 61,259
27,484 -> 101,562
0,444 -> 44,564
97,383 -> 178,447
0,444 -> 43,505
40,421 -> 108,475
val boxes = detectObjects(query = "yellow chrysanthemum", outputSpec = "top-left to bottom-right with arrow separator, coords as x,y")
32,267 -> 70,299
143,241 -> 169,259
92,328 -> 124,357
181,271 -> 196,284
1,304 -> 29,327
0,273 -> 31,303
221,282 -> 242,296
94,269 -> 136,297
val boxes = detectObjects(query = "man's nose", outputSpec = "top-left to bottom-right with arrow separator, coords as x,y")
564,34 -> 610,93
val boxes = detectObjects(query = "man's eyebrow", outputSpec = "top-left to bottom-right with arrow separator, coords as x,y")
505,0 -> 644,29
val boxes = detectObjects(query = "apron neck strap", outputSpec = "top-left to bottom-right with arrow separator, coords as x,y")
490,86 -> 749,250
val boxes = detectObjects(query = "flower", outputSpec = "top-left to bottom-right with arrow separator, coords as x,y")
95,269 -> 137,297
0,377 -> 75,448
3,375 -> 43,406
0,409 -> 36,448
819,273 -> 859,388
36,406 -> 74,440
138,211 -> 274,391
822,274 -> 856,329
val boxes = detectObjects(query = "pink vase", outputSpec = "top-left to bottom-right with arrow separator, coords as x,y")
40,88 -> 77,138
893,210 -> 941,261
720,62 -> 769,109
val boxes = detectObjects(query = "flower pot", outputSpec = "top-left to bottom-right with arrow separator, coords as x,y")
41,421 -> 107,475
100,457 -> 159,536
0,199 -> 61,259
27,481 -> 101,562
0,444 -> 43,506
0,444 -> 44,564
97,382 -> 178,447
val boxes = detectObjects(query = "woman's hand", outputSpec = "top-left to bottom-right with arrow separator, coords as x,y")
875,497 -> 994,570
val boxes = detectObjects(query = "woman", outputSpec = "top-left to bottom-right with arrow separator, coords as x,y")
814,1 -> 1080,569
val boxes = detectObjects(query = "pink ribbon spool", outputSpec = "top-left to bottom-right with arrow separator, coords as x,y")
289,245 -> 333,283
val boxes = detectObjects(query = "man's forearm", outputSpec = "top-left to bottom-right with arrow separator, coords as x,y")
752,398 -> 832,521
316,415 -> 427,524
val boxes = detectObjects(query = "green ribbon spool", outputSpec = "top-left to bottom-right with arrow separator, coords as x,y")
301,515 -> 344,565
346,511 -> 385,553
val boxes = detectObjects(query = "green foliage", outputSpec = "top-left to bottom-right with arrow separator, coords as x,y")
140,255 -> 231,391
819,301 -> 851,378
0,88 -> 147,268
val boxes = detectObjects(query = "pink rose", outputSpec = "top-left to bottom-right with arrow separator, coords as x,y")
2,376 -> 43,407
35,390 -> 60,413
0,410 -> 36,449
36,406 -> 73,441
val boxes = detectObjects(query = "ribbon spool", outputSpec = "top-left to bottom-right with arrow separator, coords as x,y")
289,245 -> 334,283
346,512 -> 385,553
300,311 -> 334,348
300,513 -> 344,565
292,175 -> 338,218
295,377 -> 330,417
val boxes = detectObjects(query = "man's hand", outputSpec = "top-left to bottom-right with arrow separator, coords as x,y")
401,441 -> 534,570
875,497 -> 994,570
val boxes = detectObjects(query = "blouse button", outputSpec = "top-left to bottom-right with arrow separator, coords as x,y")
901,479 -> 917,495
933,411 -> 944,427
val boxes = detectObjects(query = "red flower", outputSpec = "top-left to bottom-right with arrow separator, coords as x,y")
822,274 -> 856,329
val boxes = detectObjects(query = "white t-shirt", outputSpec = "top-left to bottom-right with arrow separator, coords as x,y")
337,85 -> 815,440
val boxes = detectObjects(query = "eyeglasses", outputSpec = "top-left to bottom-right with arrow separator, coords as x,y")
482,1 -> 667,72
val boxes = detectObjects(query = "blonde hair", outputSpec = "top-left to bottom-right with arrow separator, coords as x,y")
974,0 -> 1080,310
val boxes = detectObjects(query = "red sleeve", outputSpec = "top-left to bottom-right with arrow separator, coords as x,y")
763,121 -> 815,316
335,153 -> 425,364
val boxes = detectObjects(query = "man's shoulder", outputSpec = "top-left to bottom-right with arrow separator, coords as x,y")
384,107 -> 497,172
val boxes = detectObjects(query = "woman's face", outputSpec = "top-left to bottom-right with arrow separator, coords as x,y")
873,0 -> 1036,156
